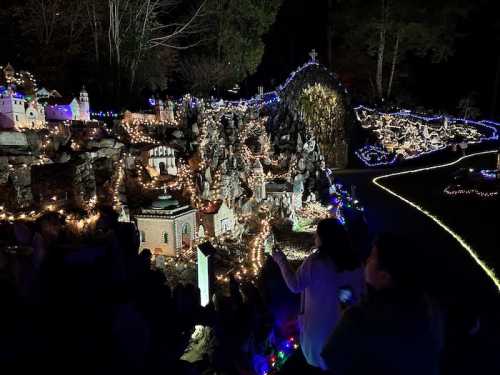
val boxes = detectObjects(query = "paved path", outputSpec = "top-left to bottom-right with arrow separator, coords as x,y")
334,153 -> 499,309
334,152 -> 500,374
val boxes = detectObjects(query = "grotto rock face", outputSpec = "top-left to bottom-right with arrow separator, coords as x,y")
269,63 -> 354,169
0,134 -> 44,207
31,159 -> 96,208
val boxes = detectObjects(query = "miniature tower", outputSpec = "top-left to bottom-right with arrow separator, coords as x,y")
155,99 -> 167,122
3,63 -> 15,84
79,86 -> 91,121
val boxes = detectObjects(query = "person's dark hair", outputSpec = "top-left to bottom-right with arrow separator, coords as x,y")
96,205 -> 119,231
36,211 -> 64,227
140,249 -> 152,261
316,218 -> 359,272
373,233 -> 417,289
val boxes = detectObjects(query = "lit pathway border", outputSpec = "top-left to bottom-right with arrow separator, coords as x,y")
372,150 -> 500,292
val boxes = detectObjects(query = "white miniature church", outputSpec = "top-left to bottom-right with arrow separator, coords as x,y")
0,88 -> 45,130
44,86 -> 91,122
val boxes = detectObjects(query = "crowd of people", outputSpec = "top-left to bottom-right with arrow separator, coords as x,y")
0,205 -> 491,374
0,207 -> 271,374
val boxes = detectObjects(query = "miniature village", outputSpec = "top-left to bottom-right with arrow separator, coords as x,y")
0,55 -> 364,288
355,105 -> 498,166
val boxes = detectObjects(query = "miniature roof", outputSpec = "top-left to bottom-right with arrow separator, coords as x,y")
4,63 -> 14,74
151,194 -> 180,210
143,143 -> 182,153
200,200 -> 223,214
253,159 -> 264,172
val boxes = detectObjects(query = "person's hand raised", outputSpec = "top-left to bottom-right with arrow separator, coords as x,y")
271,246 -> 286,265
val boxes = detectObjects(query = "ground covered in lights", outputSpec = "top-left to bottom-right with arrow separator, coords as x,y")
354,106 -> 498,167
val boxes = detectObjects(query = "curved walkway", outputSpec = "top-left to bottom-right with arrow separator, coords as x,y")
373,150 -> 500,292
335,153 -> 499,307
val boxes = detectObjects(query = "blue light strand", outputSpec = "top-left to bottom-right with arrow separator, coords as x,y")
206,59 -> 349,109
91,111 -> 119,118
480,169 -> 498,180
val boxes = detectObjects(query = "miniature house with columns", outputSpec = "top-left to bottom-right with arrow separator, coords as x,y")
148,145 -> 178,176
135,191 -> 196,257
265,180 -> 295,219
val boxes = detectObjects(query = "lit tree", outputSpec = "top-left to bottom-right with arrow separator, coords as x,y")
298,83 -> 347,166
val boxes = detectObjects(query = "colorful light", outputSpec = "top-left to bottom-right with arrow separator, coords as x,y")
355,105 -> 498,167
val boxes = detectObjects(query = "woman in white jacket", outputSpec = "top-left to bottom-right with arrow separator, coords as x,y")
272,218 -> 364,370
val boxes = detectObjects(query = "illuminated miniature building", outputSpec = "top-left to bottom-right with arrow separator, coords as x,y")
148,145 -> 178,176
135,192 -> 196,257
0,87 -> 45,129
197,200 -> 236,238
45,86 -> 91,122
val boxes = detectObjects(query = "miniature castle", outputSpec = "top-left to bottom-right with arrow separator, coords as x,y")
0,64 -> 45,130
0,64 -> 91,129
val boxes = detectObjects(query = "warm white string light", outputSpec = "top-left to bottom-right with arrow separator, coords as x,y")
373,150 -> 500,292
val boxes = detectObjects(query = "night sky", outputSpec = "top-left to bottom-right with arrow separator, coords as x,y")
1,0 -> 499,116
253,0 -> 500,115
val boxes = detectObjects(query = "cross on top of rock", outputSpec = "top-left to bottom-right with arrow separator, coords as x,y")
309,49 -> 318,62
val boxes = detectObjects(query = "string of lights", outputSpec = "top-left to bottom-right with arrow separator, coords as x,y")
373,150 -> 500,292
443,185 -> 498,198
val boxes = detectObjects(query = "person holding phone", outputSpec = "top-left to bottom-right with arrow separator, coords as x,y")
272,218 -> 364,370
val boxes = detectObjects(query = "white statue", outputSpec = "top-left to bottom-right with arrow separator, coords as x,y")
298,158 -> 306,172
166,100 -> 175,122
205,167 -> 212,184
296,133 -> 304,152
201,181 -> 211,201
304,137 -> 316,153
306,192 -> 316,203
293,174 -> 305,194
